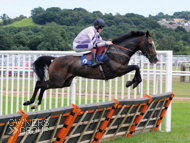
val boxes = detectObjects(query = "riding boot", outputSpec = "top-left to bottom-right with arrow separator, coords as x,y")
91,48 -> 102,67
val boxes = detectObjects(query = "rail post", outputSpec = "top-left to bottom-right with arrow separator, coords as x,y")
165,51 -> 173,132
180,63 -> 186,82
71,78 -> 76,104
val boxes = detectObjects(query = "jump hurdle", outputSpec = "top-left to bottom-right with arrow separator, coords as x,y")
0,92 -> 174,143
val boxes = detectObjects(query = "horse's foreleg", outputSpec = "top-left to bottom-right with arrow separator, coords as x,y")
131,66 -> 142,89
120,65 -> 141,89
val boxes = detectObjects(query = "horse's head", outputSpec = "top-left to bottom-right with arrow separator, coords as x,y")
140,31 -> 158,64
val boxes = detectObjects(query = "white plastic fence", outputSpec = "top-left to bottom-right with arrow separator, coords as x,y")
0,50 -> 172,132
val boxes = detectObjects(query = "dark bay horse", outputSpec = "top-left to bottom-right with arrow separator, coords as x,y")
24,31 -> 158,109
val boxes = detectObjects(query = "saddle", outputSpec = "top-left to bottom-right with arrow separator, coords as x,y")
81,46 -> 108,66
86,46 -> 106,60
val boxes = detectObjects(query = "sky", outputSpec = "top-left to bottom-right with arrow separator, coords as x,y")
0,0 -> 190,18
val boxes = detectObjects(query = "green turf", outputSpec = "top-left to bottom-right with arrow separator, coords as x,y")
172,80 -> 190,97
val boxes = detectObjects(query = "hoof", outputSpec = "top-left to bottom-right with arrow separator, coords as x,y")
133,82 -> 139,89
23,100 -> 32,106
126,81 -> 133,88
31,104 -> 39,109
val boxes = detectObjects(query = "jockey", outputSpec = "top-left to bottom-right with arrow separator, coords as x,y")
73,18 -> 113,67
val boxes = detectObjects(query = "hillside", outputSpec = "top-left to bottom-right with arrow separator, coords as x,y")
2,18 -> 41,27
0,8 -> 190,54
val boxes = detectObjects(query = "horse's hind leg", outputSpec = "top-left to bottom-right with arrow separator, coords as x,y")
31,88 -> 46,109
23,80 -> 42,106
30,80 -> 50,109
30,76 -> 75,109
23,80 -> 47,108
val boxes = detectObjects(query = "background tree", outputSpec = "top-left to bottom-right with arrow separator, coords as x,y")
12,32 -> 29,47
0,35 -> 13,50
175,26 -> 187,33
181,33 -> 190,45
31,7 -> 45,17
37,22 -> 69,51
0,14 -> 12,25
157,35 -> 176,51
27,36 -> 43,50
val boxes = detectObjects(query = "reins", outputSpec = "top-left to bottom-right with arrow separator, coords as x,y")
112,44 -> 129,51
108,38 -> 130,51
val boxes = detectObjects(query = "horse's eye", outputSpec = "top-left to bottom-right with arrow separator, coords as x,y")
148,43 -> 152,46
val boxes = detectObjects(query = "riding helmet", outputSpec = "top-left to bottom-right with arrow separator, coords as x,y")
94,18 -> 105,30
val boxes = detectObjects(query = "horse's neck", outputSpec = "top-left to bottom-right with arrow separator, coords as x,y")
119,43 -> 138,58
122,37 -> 142,57
108,37 -> 142,59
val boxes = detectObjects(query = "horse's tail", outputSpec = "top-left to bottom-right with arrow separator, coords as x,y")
33,56 -> 56,81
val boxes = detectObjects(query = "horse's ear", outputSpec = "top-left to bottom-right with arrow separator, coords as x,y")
150,33 -> 153,37
146,31 -> 149,37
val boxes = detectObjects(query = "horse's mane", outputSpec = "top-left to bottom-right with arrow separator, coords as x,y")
112,31 -> 146,44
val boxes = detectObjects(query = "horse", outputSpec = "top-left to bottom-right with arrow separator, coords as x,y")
23,31 -> 158,109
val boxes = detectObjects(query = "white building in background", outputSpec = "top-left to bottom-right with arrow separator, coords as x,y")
157,19 -> 190,31
184,23 -> 188,26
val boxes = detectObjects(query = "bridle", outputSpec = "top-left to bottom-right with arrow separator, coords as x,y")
110,35 -> 157,58
140,35 -> 157,59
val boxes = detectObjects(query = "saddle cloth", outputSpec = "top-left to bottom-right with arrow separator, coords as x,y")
81,46 -> 108,66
